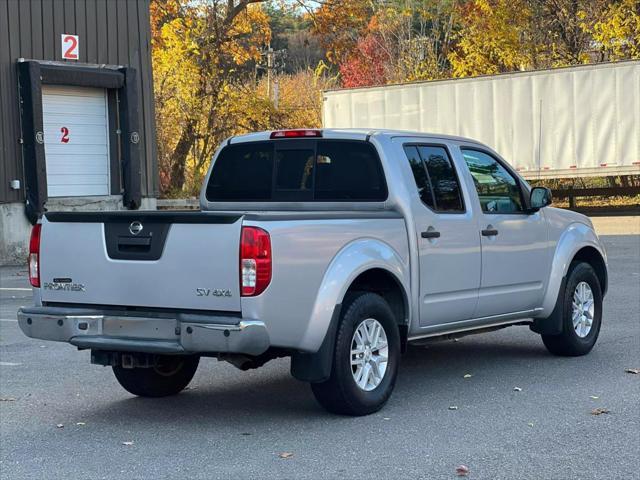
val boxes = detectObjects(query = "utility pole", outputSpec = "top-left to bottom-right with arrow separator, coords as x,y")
273,78 -> 279,110
266,45 -> 274,101
259,43 -> 284,108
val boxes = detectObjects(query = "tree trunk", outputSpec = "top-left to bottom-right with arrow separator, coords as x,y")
169,119 -> 197,192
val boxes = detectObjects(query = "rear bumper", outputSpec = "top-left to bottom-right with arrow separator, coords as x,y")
17,306 -> 270,356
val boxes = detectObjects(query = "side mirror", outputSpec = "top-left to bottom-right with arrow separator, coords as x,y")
529,187 -> 552,211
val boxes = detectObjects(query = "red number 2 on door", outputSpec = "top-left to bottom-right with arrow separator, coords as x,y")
60,126 -> 70,143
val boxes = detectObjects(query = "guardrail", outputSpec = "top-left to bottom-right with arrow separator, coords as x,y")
551,186 -> 639,215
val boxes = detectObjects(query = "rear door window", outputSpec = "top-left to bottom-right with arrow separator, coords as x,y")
418,146 -> 464,212
403,145 -> 435,209
403,144 -> 465,213
205,139 -> 387,202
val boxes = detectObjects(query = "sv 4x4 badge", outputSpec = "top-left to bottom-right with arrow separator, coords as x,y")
196,288 -> 232,297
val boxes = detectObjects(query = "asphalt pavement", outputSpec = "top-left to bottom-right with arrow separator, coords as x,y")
1,234 -> 639,480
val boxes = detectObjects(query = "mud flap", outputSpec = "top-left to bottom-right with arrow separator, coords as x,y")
530,275 -> 567,335
290,304 -> 341,383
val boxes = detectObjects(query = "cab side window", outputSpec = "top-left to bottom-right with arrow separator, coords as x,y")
461,149 -> 524,213
403,144 -> 465,213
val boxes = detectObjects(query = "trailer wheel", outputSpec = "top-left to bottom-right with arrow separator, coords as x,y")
112,354 -> 199,397
310,292 -> 400,416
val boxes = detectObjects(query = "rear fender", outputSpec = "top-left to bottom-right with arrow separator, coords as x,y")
291,238 -> 409,382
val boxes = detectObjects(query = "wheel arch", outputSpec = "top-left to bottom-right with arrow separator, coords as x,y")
539,222 -> 608,317
533,223 -> 607,335
345,268 -> 410,351
571,246 -> 608,297
291,238 -> 410,383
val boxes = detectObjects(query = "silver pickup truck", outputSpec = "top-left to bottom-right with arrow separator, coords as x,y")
18,129 -> 608,416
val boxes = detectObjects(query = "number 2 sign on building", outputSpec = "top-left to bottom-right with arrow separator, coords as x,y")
61,34 -> 79,60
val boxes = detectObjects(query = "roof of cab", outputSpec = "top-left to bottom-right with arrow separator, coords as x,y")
227,128 -> 484,146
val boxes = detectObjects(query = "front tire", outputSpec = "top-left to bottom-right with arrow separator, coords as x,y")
311,292 -> 400,416
112,354 -> 200,397
542,262 -> 603,356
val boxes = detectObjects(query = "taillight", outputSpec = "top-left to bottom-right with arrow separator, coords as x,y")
28,224 -> 42,288
270,129 -> 322,139
240,226 -> 271,296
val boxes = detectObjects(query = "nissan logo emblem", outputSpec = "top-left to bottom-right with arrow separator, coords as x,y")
129,221 -> 143,235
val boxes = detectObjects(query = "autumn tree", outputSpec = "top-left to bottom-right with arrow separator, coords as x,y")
535,0 -> 609,65
588,0 -> 640,60
260,67 -> 336,128
150,0 -> 640,196
314,0 -> 462,87
265,3 -> 325,72
339,21 -> 392,87
448,0 -> 621,77
152,0 -> 271,194
448,0 -> 533,77
370,1 -> 462,82
310,0 -> 372,64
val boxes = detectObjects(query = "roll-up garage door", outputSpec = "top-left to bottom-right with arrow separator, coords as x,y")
42,85 -> 110,197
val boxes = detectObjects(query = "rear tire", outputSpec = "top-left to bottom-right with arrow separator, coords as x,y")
542,262 -> 603,356
112,354 -> 200,397
311,292 -> 400,416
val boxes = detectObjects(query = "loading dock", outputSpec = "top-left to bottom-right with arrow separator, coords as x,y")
0,0 -> 158,264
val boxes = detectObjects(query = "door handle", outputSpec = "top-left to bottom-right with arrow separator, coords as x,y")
118,236 -> 151,247
421,230 -> 441,239
481,228 -> 499,237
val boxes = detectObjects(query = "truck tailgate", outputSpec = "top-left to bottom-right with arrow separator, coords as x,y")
39,212 -> 242,312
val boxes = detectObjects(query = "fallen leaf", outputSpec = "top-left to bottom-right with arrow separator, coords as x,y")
448,405 -> 459,411
591,408 -> 610,416
0,397 -> 16,402
76,422 -> 86,426
122,441 -> 134,446
624,368 -> 639,375
56,424 -> 64,428
513,387 -> 522,392
589,395 -> 599,400
463,374 -> 473,379
456,465 -> 470,476
527,422 -> 534,427
278,452 -> 294,459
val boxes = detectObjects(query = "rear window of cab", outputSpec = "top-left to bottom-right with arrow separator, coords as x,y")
205,140 -> 388,202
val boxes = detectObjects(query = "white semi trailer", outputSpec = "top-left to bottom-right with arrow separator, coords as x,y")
323,60 -> 640,179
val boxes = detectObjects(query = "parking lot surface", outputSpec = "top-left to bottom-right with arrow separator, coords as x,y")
1,234 -> 639,479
